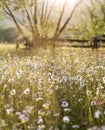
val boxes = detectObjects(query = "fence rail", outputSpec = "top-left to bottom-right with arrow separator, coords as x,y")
56,38 -> 89,43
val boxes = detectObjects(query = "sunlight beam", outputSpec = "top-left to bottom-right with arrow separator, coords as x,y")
57,0 -> 79,8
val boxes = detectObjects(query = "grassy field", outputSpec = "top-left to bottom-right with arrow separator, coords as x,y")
0,44 -> 105,130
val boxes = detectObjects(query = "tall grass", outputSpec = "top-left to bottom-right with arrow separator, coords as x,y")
0,44 -> 105,130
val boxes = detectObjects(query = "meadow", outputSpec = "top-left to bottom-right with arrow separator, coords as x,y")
0,44 -> 105,130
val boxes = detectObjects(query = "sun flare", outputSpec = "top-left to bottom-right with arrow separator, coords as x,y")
70,0 -> 78,6
57,0 -> 78,7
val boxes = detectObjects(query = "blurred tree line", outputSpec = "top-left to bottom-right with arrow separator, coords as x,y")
68,0 -> 105,39
0,0 -> 105,46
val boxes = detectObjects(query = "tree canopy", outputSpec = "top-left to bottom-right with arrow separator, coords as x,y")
1,0 -> 105,46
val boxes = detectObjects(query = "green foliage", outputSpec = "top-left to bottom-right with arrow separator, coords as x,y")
86,0 -> 105,36
65,0 -> 105,40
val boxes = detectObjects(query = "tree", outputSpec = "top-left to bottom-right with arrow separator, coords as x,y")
0,0 -> 83,47
82,0 -> 105,37
66,0 -> 105,41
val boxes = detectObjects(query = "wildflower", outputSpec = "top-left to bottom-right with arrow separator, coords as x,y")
8,78 -> 14,83
10,89 -> 16,95
62,116 -> 70,124
64,108 -> 71,112
22,110 -> 27,114
47,88 -> 54,95
96,89 -> 100,95
1,120 -> 8,127
25,106 -> 33,113
48,126 -> 53,130
92,99 -> 103,107
4,84 -> 8,89
86,90 -> 92,96
72,125 -> 80,128
73,94 -> 76,97
6,108 -> 14,115
97,84 -> 104,90
53,113 -> 60,117
38,92 -> 43,97
42,103 -> 50,110
78,98 -> 83,102
103,77 -> 105,84
61,101 -> 69,108
37,124 -> 46,129
46,110 -> 51,116
38,110 -> 46,117
15,112 -> 21,115
76,75 -> 82,81
80,81 -> 85,87
36,97 -> 44,101
37,116 -> 44,124
54,85 -> 59,90
62,76 -> 68,83
90,101 -> 94,106
94,110 -> 101,119
101,126 -> 105,130
19,113 -> 29,124
7,53 -> 11,57
40,112 -> 45,117
23,88 -> 30,95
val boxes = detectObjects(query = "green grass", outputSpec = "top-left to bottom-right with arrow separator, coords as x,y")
0,44 -> 105,130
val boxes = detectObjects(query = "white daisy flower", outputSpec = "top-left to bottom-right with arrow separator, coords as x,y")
37,116 -> 44,124
23,88 -> 30,95
61,101 -> 69,108
10,89 -> 16,95
80,81 -> 85,87
94,110 -> 101,119
62,116 -> 70,124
